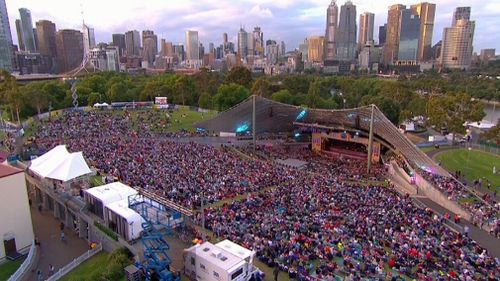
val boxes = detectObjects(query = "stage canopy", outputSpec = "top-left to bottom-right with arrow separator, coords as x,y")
30,145 -> 92,182
196,95 -> 448,176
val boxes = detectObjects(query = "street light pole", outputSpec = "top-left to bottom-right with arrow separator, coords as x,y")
367,104 -> 375,174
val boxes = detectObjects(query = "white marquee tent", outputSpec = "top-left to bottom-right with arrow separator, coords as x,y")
30,145 -> 91,182
105,199 -> 145,241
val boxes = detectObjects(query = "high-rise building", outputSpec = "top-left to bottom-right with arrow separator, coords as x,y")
337,1 -> 357,61
452,7 -> 470,26
253,27 -> 264,57
19,8 -> 36,52
432,40 -> 442,60
411,2 -> 435,62
185,30 -> 199,61
324,0 -> 338,61
125,30 -> 140,56
111,33 -> 126,57
237,27 -> 248,59
164,41 -> 173,57
440,12 -> 475,70
266,40 -> 278,65
479,49 -> 495,64
173,44 -> 184,62
397,9 -> 421,62
56,29 -> 83,73
199,43 -> 205,60
382,4 -> 405,65
299,39 -> 309,62
279,41 -> 286,57
15,19 -> 24,51
0,0 -> 13,71
379,24 -> 387,45
358,12 -> 374,47
247,32 -> 254,61
142,30 -> 158,65
308,36 -> 324,63
82,24 -> 95,57
208,42 -> 214,55
223,33 -> 228,49
36,20 -> 57,57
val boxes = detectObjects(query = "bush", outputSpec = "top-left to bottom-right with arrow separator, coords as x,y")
94,221 -> 119,241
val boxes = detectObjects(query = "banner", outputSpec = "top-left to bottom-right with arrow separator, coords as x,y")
312,133 -> 322,152
155,97 -> 168,108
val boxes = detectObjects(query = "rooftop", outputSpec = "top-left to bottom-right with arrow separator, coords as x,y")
0,163 -> 23,179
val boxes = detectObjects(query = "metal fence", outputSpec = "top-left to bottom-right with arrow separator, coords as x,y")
471,143 -> 500,155
7,242 -> 37,281
45,244 -> 102,281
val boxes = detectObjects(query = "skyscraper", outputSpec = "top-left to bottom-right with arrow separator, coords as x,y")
223,32 -> 228,49
379,24 -> 387,45
308,36 -> 324,63
0,0 -> 13,71
36,20 -> 57,57
19,8 -> 36,52
441,8 -> 475,70
142,30 -> 158,65
337,1 -> 357,61
237,27 -> 248,59
358,12 -> 374,46
411,2 -> 436,62
15,19 -> 24,51
82,24 -> 95,56
382,4 -> 405,65
111,33 -> 126,57
125,30 -> 140,56
253,27 -> 264,57
266,40 -> 278,65
452,7 -> 470,26
56,29 -> 83,73
185,30 -> 199,61
397,9 -> 420,62
324,0 -> 338,61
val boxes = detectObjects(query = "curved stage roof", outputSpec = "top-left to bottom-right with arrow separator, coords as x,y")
196,95 -> 448,176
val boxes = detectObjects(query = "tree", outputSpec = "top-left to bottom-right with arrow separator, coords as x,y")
198,92 -> 213,109
251,77 -> 272,97
107,82 -> 130,102
225,66 -> 252,88
173,75 -> 198,105
0,70 -> 22,123
87,92 -> 101,106
427,93 -> 486,139
360,95 -> 401,124
271,90 -> 294,104
213,83 -> 249,111
306,79 -> 321,108
21,83 -> 49,115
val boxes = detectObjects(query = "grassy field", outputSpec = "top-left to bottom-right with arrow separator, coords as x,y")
0,258 -> 25,281
435,149 -> 500,189
59,252 -> 126,281
166,106 -> 217,132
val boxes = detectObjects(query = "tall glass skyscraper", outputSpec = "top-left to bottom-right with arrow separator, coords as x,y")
398,9 -> 421,62
358,12 -> 374,46
441,7 -> 475,70
411,2 -> 436,62
185,30 -> 199,61
324,0 -> 338,61
336,1 -> 357,61
0,0 -> 13,71
19,8 -> 36,52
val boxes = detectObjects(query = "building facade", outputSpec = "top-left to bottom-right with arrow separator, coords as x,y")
125,30 -> 140,57
308,36 -> 324,63
383,4 -> 405,65
440,18 -> 475,70
142,30 -> 158,66
15,19 -> 24,51
397,9 -> 420,62
111,33 -> 126,57
56,29 -> 83,73
379,24 -> 387,45
36,20 -> 57,58
324,0 -> 338,61
336,1 -> 357,61
0,0 -> 13,71
185,30 -> 199,61
358,12 -> 374,47
237,27 -> 248,60
253,27 -> 264,58
19,8 -> 36,52
411,2 -> 436,62
452,7 -> 470,26
82,24 -> 95,57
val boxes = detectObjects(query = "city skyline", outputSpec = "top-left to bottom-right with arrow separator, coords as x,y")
6,0 -> 500,52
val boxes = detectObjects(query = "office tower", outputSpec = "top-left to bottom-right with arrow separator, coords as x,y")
209,42 -> 214,55
411,2 -> 435,62
397,9 -> 420,62
185,30 -> 199,60
15,19 -> 24,51
199,43 -> 205,59
173,44 -> 184,62
142,30 -> 158,65
82,24 -> 95,57
266,40 -> 278,65
112,33 -> 126,57
32,28 -> 38,50
452,7 -> 470,26
0,0 -> 13,71
253,27 -> 264,57
223,33 -> 228,50
432,40 -> 442,60
237,27 -> 248,59
19,8 -> 36,52
125,30 -> 140,56
56,29 -> 83,72
440,10 -> 475,70
164,42 -> 173,57
280,41 -> 286,57
299,39 -> 308,62
36,20 -> 57,57
479,49 -> 495,64
382,4 -> 405,65
247,33 -> 254,60
379,24 -> 387,45
227,42 -> 235,54
358,12 -> 374,47
308,36 -> 324,63
324,0 -> 338,61
337,1 -> 357,61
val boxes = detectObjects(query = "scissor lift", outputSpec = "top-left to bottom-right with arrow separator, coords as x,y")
128,188 -> 193,281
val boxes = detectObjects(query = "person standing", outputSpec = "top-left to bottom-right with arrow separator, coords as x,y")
273,265 -> 279,281
37,270 -> 43,281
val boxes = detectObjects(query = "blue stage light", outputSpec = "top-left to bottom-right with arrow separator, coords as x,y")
296,109 -> 307,121
236,123 -> 249,133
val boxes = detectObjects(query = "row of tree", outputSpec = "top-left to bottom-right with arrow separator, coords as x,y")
0,67 -> 495,136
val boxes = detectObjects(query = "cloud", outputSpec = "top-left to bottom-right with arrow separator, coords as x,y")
249,5 -> 274,18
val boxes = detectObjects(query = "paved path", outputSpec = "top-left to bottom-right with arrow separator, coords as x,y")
22,207 -> 88,281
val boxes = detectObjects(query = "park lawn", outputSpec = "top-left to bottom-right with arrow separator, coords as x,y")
0,258 -> 25,281
59,252 -> 126,281
167,106 -> 217,132
435,149 -> 500,189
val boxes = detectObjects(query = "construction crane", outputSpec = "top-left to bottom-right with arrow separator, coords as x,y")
128,188 -> 192,281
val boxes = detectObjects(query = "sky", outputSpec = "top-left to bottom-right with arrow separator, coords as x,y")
6,0 -> 500,53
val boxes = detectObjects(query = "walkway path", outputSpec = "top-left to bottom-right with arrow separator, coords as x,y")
22,207 -> 88,281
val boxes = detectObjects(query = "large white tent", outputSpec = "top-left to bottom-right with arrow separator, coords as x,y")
30,145 -> 91,182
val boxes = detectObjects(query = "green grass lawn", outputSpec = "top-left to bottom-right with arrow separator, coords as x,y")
0,258 -> 25,281
435,149 -> 500,189
59,252 -> 126,281
167,106 -> 217,132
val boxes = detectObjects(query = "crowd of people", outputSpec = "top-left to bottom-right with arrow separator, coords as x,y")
29,110 -> 499,280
